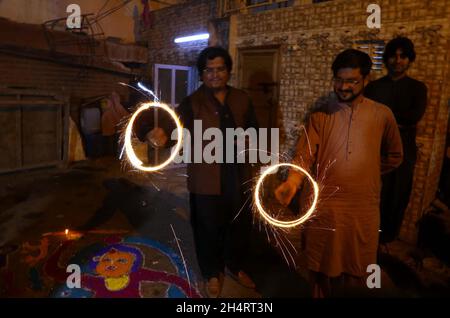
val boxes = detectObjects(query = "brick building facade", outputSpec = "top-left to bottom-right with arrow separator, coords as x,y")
144,0 -> 450,243
143,0 -> 212,73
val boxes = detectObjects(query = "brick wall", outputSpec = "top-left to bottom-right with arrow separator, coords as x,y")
141,0 -> 450,243
0,52 -> 131,124
143,0 -> 212,71
234,0 -> 450,243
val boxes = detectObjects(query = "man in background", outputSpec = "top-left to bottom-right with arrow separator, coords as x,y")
365,36 -> 427,244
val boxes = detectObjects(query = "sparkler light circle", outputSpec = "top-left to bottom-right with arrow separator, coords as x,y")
254,163 -> 319,228
124,102 -> 183,172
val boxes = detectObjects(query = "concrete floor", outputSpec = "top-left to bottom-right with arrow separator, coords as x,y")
0,157 -> 308,298
0,157 -> 448,298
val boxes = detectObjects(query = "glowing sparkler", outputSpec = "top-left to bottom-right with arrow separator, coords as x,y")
124,102 -> 183,172
254,163 -> 319,228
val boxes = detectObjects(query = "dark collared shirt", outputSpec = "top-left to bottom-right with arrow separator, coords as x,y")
365,75 -> 427,161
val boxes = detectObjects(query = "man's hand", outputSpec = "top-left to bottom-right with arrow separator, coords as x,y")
274,180 -> 298,207
145,127 -> 168,148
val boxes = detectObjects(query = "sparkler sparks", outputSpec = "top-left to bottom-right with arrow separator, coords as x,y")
254,163 -> 319,228
137,82 -> 160,101
123,102 -> 183,172
170,224 -> 192,298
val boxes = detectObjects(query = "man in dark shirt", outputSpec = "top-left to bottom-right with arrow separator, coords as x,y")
365,37 -> 427,244
137,47 -> 258,297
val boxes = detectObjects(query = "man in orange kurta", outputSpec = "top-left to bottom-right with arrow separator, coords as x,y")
275,49 -> 403,297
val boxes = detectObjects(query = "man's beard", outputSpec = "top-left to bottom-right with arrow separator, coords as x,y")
334,87 -> 363,103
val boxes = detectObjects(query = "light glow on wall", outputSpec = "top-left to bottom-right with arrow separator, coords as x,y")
174,33 -> 209,43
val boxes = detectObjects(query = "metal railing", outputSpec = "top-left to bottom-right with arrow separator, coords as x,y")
217,0 -> 291,17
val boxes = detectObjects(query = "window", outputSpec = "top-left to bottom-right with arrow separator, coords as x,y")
354,40 -> 385,71
150,64 -> 197,168
154,64 -> 197,107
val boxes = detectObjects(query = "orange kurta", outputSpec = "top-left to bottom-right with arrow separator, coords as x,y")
292,96 -> 403,277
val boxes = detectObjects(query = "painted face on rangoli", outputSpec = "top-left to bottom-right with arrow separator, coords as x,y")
94,248 -> 135,278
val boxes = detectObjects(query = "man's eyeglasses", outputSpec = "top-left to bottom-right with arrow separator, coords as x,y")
332,77 -> 362,86
203,66 -> 228,75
